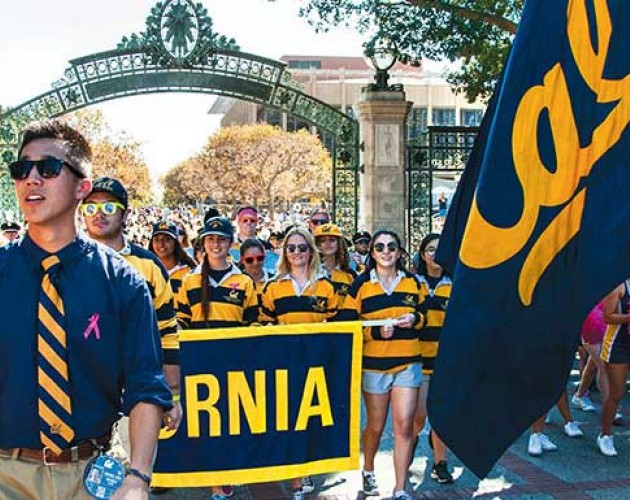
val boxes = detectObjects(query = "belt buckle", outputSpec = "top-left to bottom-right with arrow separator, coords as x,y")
42,446 -> 65,466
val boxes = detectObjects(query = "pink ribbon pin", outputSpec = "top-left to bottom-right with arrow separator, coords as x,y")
84,313 -> 101,340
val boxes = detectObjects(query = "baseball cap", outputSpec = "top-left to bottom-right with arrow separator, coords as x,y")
89,177 -> 128,208
1,222 -> 21,233
199,216 -> 234,240
314,223 -> 343,238
352,231 -> 371,244
152,221 -> 178,240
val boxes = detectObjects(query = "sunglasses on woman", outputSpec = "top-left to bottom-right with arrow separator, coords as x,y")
374,242 -> 399,253
8,157 -> 85,180
286,243 -> 310,253
242,255 -> 265,264
81,201 -> 126,217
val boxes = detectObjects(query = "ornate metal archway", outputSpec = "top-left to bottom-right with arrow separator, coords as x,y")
0,0 -> 359,234
406,126 -> 478,251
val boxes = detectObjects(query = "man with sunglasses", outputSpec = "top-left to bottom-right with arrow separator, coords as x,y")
307,208 -> 330,234
0,120 -> 171,499
230,205 -> 277,272
82,178 -> 183,436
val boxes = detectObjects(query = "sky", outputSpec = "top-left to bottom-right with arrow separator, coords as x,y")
0,0 -> 366,180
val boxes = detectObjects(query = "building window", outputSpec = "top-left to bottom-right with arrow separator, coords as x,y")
460,108 -> 484,127
408,107 -> 428,139
287,60 -> 322,70
431,108 -> 456,126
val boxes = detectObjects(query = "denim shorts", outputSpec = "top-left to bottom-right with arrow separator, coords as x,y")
361,362 -> 423,394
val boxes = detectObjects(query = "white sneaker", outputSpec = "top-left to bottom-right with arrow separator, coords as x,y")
300,477 -> 314,494
564,421 -> 583,438
572,394 -> 596,412
597,434 -> 618,456
528,433 -> 542,456
539,433 -> 558,451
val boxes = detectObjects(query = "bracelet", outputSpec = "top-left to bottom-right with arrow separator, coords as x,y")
127,467 -> 151,486
172,393 -> 181,403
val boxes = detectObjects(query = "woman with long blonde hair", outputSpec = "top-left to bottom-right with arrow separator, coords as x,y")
260,227 -> 340,499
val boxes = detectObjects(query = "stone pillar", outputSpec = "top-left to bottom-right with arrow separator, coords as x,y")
356,90 -> 412,242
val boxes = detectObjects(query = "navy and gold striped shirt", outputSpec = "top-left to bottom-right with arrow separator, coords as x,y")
326,267 -> 357,308
176,264 -> 258,329
168,263 -> 193,308
339,269 -> 425,373
260,273 -> 339,325
121,242 -> 179,365
417,274 -> 452,376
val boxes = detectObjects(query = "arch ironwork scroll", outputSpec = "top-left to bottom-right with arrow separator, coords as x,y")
0,0 -> 359,234
406,126 -> 478,251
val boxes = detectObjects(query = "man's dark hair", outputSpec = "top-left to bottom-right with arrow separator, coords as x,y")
18,120 -> 92,177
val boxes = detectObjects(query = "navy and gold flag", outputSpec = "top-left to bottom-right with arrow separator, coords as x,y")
429,0 -> 630,478
152,321 -> 362,487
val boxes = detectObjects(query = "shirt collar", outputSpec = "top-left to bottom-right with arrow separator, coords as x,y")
21,231 -> 90,273
369,268 -> 405,295
369,268 -> 404,283
208,263 -> 242,287
118,237 -> 132,256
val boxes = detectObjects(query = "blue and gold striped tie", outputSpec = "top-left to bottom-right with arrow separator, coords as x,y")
38,255 -> 74,454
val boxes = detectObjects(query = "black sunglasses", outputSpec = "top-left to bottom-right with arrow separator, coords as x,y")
8,157 -> 85,180
242,255 -> 265,264
286,243 -> 310,253
311,218 -> 329,226
374,242 -> 399,253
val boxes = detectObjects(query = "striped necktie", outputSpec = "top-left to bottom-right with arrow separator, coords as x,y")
38,255 -> 74,454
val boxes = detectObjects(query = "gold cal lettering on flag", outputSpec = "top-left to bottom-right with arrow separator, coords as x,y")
460,0 -> 630,305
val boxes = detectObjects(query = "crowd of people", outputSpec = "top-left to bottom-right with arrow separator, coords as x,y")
0,119 -> 628,500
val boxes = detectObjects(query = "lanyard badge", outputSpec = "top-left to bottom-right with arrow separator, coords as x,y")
83,449 -> 126,499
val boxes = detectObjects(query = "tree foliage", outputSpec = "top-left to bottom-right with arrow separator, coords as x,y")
63,109 -> 153,205
279,0 -> 524,102
161,124 -> 332,217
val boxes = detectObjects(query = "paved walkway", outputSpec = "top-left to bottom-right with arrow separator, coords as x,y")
142,369 -> 630,499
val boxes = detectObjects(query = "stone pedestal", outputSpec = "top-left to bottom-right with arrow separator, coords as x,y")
356,90 -> 412,242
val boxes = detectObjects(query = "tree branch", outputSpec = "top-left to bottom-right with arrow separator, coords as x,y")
399,0 -> 518,34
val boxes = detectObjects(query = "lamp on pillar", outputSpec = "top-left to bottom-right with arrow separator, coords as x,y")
364,36 -> 402,92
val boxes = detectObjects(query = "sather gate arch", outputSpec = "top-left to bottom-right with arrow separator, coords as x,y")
0,0 -> 359,234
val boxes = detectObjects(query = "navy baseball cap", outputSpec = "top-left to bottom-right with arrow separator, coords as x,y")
199,216 -> 234,240
90,177 -> 129,208
353,231 -> 371,244
152,221 -> 178,240
1,222 -> 21,232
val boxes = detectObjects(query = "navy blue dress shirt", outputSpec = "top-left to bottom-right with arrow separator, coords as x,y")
0,233 -> 172,448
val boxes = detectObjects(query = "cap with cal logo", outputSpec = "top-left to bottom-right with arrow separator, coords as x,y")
151,221 -> 178,240
89,177 -> 128,208
199,216 -> 234,240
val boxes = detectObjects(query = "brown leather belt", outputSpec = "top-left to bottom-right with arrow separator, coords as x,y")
0,433 -> 111,464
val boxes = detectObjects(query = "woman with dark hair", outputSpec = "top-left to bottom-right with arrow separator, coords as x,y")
148,221 -> 197,300
339,229 -> 425,500
177,225 -> 194,258
240,237 -> 276,298
411,233 -> 455,484
175,216 -> 258,500
260,227 -> 340,500
314,223 -> 357,306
